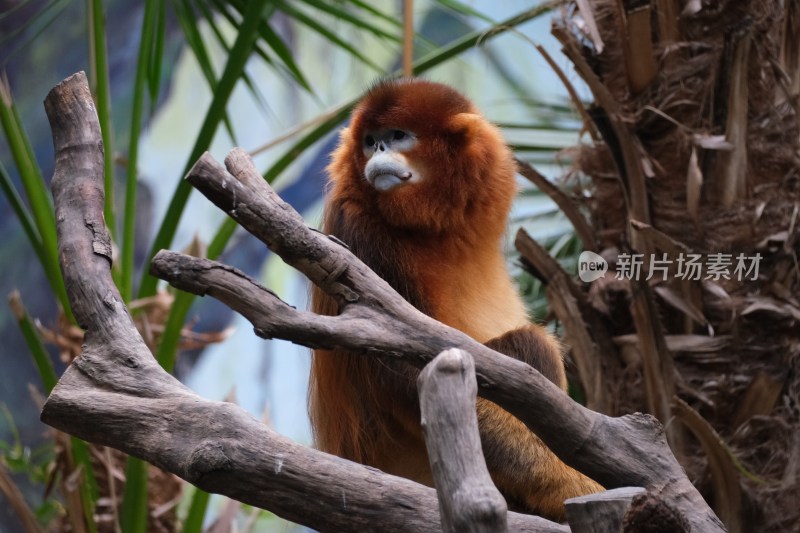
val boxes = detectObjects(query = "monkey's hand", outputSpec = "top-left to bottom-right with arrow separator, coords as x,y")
479,326 -> 604,520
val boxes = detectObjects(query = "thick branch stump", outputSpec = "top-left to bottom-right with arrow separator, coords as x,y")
418,349 -> 508,533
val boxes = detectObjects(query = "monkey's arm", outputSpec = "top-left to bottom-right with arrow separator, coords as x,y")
480,327 -> 604,520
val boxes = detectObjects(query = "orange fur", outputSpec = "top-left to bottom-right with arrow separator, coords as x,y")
309,79 -> 602,519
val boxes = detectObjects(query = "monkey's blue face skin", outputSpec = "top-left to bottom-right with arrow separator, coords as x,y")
362,129 -> 421,191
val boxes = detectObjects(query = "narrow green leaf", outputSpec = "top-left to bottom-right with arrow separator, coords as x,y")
294,0 -> 401,42
0,89 -> 50,240
70,437 -> 100,533
9,291 -> 57,393
264,104 -> 353,182
0,161 -> 47,270
155,217 -> 237,372
155,291 -> 193,373
87,0 -> 115,241
138,0 -> 275,301
122,0 -> 160,302
151,1 -> 565,367
0,0 -> 41,23
508,144 -> 563,152
0,79 -> 74,323
120,458 -> 148,533
412,1 -> 561,74
182,488 -> 210,533
178,0 -> 251,142
206,0 -> 313,110
267,3 -> 561,182
221,0 -> 313,92
276,3 -> 384,71
148,0 -> 167,111
253,18 -> 313,92
0,0 -> 69,59
118,3 -> 160,528
207,216 -> 238,259
207,0 -> 276,69
434,0 -> 495,23
175,0 -> 217,84
347,0 -> 403,27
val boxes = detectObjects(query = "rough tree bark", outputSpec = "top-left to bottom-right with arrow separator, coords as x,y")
418,348 -> 508,533
41,72 -> 724,532
515,2 -> 800,532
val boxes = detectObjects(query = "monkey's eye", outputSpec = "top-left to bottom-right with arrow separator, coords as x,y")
365,135 -> 375,147
393,130 -> 406,141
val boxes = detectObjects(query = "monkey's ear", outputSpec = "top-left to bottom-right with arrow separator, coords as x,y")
447,113 -> 483,140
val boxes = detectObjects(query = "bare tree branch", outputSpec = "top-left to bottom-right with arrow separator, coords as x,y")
418,349 -> 509,533
39,71 -> 562,533
165,147 -> 723,533
40,71 -> 725,532
565,487 -> 646,533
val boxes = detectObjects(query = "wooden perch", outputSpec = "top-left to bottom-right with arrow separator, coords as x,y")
41,72 -> 725,532
39,72 -> 560,533
565,487 -> 645,533
418,349 -> 509,533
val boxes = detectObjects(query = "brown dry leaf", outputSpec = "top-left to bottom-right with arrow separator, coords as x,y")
57,437 -> 89,533
575,0 -> 605,53
34,312 -> 84,364
757,230 -> 790,249
663,334 -> 730,353
629,219 -> 690,256
207,498 -> 242,533
179,326 -> 235,351
614,333 -> 730,353
742,296 -> 800,321
184,233 -> 207,259
780,0 -> 800,96
673,397 -> 743,533
654,0 -> 681,45
515,159 -> 597,252
686,147 -> 703,222
753,201 -> 767,223
0,460 -> 42,533
546,273 -> 610,413
702,280 -> 732,301
718,33 -> 752,208
629,279 -> 678,446
624,5 -> 658,94
733,372 -> 785,430
654,285 -> 709,326
682,0 -> 702,16
785,203 -> 799,252
535,44 -> 600,141
692,134 -> 733,150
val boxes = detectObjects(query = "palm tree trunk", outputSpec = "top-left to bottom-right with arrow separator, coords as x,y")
520,1 -> 800,531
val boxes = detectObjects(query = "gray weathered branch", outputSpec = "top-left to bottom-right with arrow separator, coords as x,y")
565,487 -> 646,533
40,71 -> 725,532
418,349 -> 508,533
152,147 -> 723,532
39,72 -> 562,533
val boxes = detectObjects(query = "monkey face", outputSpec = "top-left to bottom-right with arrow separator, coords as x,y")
326,79 -> 517,235
362,128 -> 422,191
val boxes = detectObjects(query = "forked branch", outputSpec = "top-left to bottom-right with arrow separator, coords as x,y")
41,72 -> 724,532
39,72 -> 561,533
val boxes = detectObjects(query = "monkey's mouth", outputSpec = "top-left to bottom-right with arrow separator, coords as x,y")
366,163 -> 414,192
371,172 -> 412,191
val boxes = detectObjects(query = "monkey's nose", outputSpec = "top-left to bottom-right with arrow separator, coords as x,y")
377,141 -> 387,152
